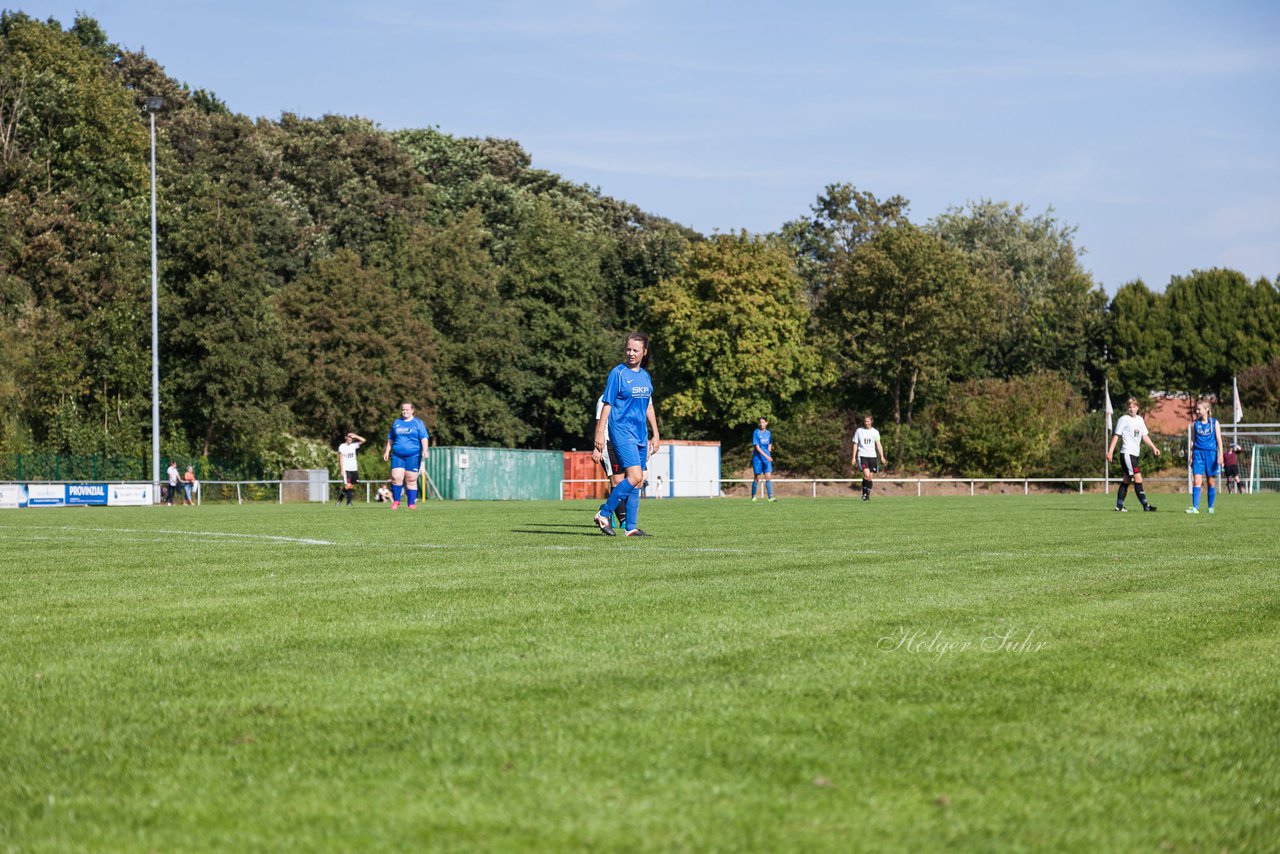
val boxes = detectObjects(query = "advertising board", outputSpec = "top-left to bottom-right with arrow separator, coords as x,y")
0,484 -> 28,508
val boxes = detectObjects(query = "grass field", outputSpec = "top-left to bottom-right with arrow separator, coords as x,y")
2,494 -> 1278,852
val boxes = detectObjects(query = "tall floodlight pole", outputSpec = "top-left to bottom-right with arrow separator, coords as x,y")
146,96 -> 163,497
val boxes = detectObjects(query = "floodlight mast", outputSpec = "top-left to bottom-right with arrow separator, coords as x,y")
146,96 -> 163,497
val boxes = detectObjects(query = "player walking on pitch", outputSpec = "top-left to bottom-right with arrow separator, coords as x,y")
592,333 -> 660,537
852,415 -> 887,501
1186,400 -> 1223,515
751,417 -> 775,502
383,402 -> 429,510
1105,398 -> 1160,512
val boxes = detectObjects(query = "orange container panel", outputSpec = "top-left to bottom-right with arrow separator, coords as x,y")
563,451 -> 608,500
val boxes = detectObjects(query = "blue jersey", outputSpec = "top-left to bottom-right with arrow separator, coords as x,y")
388,417 -> 429,457
1192,418 -> 1218,452
752,428 -> 772,458
601,364 -> 653,446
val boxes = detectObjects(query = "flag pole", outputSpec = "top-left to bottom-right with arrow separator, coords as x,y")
1103,380 -> 1113,494
1232,376 -> 1241,449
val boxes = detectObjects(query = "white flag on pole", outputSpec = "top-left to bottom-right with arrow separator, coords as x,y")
1104,380 -> 1114,434
1233,376 -> 1243,424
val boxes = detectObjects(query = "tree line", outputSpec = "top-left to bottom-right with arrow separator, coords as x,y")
2,12 -> 1278,479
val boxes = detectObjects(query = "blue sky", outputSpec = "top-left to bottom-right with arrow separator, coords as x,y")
13,0 -> 1280,293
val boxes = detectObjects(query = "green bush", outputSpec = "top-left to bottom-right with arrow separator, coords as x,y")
770,404 -> 854,476
928,373 -> 1084,477
881,422 -> 936,473
1048,414 -> 1108,477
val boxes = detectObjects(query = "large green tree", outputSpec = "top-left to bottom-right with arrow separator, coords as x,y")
274,113 -> 430,268
782,183 -> 909,306
403,210 -> 530,447
641,232 -> 831,438
277,250 -> 435,444
819,223 -> 996,424
499,198 -> 615,448
156,107 -> 308,459
0,13 -> 150,455
1106,279 -> 1172,398
1166,269 -> 1280,396
930,200 -> 1107,388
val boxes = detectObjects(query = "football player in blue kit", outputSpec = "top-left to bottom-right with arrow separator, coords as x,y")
751,417 -> 775,502
592,333 -> 660,537
382,401 -> 430,510
1186,399 -> 1223,515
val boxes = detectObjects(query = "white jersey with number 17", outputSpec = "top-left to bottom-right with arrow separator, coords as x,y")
853,427 -> 880,457
1113,414 -> 1148,458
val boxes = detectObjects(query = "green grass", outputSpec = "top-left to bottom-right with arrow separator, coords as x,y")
2,494 -> 1278,852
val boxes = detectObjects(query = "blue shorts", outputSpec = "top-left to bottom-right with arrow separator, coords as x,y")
1191,449 -> 1219,477
391,453 -> 422,472
752,455 -> 772,475
614,442 -> 648,472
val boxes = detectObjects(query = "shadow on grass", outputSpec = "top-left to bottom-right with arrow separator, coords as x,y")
511,529 -> 607,537
1056,507 -> 1153,512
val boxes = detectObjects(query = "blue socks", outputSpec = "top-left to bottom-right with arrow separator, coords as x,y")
751,482 -> 758,498
766,481 -> 773,499
1207,486 -> 1215,509
1192,486 -> 1201,509
407,488 -> 418,507
625,488 -> 640,530
601,479 -> 638,529
392,483 -> 403,502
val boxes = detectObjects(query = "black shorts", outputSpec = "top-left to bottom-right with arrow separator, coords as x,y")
600,441 -> 624,478
344,470 -> 359,486
859,456 -> 878,474
1120,454 -> 1140,478
1224,464 -> 1239,478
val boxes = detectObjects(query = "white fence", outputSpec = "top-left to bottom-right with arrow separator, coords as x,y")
199,479 -> 385,505
8,475 -> 1274,507
560,476 -> 1211,499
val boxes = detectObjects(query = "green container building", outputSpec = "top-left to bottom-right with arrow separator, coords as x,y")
424,447 -> 562,500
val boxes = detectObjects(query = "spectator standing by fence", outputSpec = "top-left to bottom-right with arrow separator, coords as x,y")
1223,444 -> 1241,494
165,460 -> 179,506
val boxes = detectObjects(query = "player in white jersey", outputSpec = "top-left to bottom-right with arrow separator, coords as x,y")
851,415 -> 887,501
1105,398 -> 1161,512
336,432 -> 366,507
